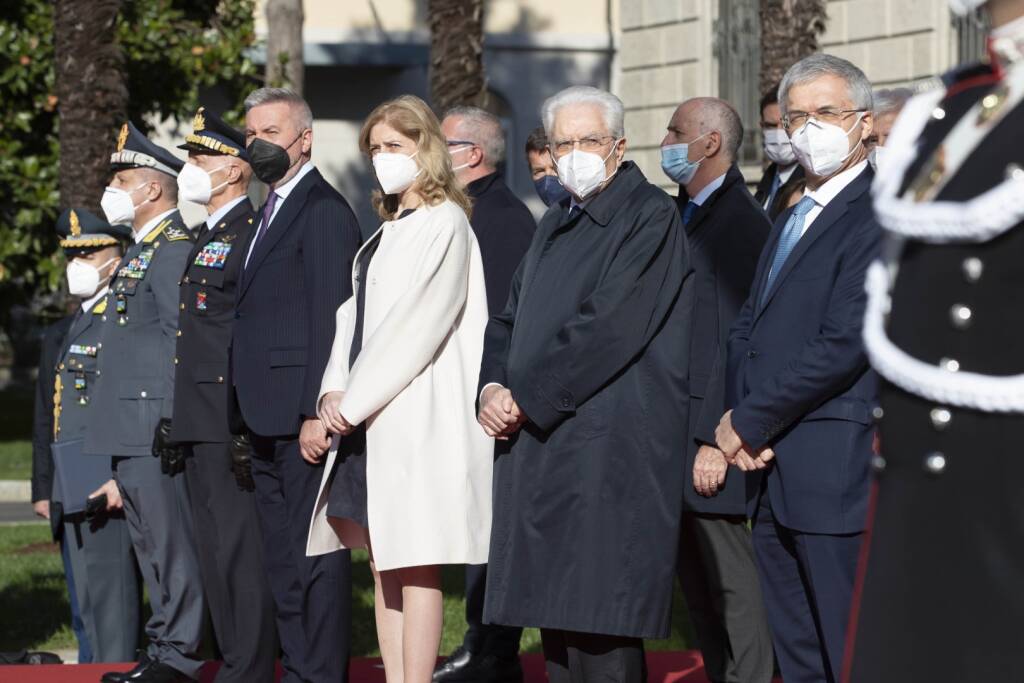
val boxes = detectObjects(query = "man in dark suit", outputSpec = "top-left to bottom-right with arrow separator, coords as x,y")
660,97 -> 774,683
232,87 -> 361,683
754,87 -> 805,222
435,106 -> 535,683
170,107 -> 276,682
700,55 -> 880,683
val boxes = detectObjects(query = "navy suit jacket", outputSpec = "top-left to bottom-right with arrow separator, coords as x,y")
229,168 -> 361,438
698,165 -> 880,534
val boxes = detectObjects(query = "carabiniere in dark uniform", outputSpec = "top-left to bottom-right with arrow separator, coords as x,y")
168,106 -> 277,683
847,17 -> 1024,683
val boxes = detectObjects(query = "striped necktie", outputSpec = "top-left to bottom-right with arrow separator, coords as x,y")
762,195 -> 816,304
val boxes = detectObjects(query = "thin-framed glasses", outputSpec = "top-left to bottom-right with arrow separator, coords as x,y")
784,108 -> 864,130
548,135 -> 616,156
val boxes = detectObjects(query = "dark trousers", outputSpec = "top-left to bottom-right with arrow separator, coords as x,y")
186,442 -> 277,682
676,512 -> 774,683
751,489 -> 862,683
465,563 -> 523,658
541,629 -> 646,683
251,435 -> 351,683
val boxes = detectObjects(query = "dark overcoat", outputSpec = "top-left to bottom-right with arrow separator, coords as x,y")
677,165 -> 770,515
479,161 -> 695,638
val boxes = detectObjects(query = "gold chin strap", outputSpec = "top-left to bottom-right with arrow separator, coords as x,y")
52,372 -> 62,440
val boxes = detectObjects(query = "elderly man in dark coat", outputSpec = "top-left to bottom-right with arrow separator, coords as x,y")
477,85 -> 695,683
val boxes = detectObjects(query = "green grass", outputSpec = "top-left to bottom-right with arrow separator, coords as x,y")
0,385 -> 34,480
1,525 -> 695,656
0,440 -> 32,479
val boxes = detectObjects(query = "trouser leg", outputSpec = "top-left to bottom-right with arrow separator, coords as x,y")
60,524 -> 93,663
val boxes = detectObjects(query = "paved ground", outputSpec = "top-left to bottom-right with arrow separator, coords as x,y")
0,501 -> 41,524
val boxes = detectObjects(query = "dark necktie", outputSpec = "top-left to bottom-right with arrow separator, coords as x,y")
246,191 -> 279,268
682,200 -> 698,226
766,172 -> 782,209
568,204 -> 582,221
762,195 -> 816,304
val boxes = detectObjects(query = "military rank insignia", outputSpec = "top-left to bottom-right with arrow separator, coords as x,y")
118,245 -> 155,280
195,291 -> 208,311
194,241 -> 232,269
69,344 -> 98,357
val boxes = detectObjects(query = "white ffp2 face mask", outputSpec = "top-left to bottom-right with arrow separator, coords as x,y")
100,183 -> 148,226
556,141 -> 621,199
373,151 -> 421,195
177,162 -> 229,205
763,128 -> 797,166
66,257 -> 118,298
790,114 -> 864,177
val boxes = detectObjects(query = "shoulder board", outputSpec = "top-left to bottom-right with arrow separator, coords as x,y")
161,223 -> 192,242
941,60 -> 996,88
93,298 -> 108,315
142,219 -> 172,243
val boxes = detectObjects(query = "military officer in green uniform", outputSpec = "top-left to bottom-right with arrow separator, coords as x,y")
169,107 -> 276,682
47,208 -> 141,662
89,122 -> 205,683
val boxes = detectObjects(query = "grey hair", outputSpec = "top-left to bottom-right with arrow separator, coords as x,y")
443,105 -> 506,166
778,54 -> 873,117
688,97 -> 744,162
873,87 -> 913,116
244,87 -> 313,131
541,86 -> 625,140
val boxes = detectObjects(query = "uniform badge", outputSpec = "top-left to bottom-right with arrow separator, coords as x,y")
74,372 -> 88,405
116,294 -> 128,326
196,291 -> 208,311
69,344 -> 98,357
194,241 -> 232,269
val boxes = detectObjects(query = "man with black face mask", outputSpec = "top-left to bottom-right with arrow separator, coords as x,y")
230,87 -> 361,683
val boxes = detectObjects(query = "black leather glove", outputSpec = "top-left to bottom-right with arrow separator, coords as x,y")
230,432 -> 255,492
154,418 -> 187,476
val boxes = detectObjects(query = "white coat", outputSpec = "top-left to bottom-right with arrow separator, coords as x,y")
306,199 -> 494,571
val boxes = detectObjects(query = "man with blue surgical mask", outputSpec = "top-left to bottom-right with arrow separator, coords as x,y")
524,127 -> 570,208
659,97 -> 774,683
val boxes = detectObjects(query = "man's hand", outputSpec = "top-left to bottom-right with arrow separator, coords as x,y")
734,445 -> 776,472
230,433 -> 255,492
478,385 -> 525,440
693,445 -> 728,497
299,417 -> 331,464
714,410 -> 744,461
153,418 -> 187,476
318,391 -> 354,436
89,479 -> 123,511
32,500 -> 50,520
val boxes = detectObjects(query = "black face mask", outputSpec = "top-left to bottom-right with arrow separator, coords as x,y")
247,132 -> 303,185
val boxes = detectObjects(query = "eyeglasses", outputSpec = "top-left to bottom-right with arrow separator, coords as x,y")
784,108 -> 864,130
548,135 -> 616,156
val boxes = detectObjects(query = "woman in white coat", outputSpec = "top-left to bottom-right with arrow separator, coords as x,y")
305,94 -> 494,682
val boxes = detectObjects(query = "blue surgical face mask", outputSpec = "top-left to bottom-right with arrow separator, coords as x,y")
660,133 -> 708,185
533,174 -> 571,207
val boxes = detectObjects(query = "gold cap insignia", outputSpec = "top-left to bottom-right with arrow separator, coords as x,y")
117,123 -> 128,152
193,107 -> 206,132
69,210 -> 81,237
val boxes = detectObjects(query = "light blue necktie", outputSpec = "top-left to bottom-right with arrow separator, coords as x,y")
762,195 -> 816,304
682,200 -> 698,226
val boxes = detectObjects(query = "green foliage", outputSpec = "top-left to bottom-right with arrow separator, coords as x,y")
0,0 -> 258,310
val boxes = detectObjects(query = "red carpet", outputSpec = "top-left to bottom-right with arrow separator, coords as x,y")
0,651 -> 784,682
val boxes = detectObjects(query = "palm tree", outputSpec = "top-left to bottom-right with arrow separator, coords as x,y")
760,0 -> 828,96
427,0 -> 486,111
53,0 -> 128,212
265,0 -> 304,95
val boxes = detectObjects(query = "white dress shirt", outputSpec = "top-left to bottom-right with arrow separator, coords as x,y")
798,160 -> 868,236
81,285 -> 110,313
204,194 -> 249,231
133,208 -> 176,243
245,161 -> 315,266
691,172 -> 727,206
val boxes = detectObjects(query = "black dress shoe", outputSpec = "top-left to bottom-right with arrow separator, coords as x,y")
101,652 -> 152,682
433,646 -> 523,683
134,662 -> 192,683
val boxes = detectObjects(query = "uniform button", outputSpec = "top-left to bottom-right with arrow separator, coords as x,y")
560,398 -> 571,408
140,391 -> 147,398
871,454 -> 886,472
1007,163 -> 1024,182
96,370 -> 101,376
924,451 -> 946,475
101,315 -> 107,321
930,407 -> 952,431
939,357 -> 960,372
871,405 -> 884,421
174,357 -> 179,365
949,304 -> 972,330
176,330 -> 182,337
217,376 -> 224,383
961,257 -> 983,283
180,303 -> 185,310
201,278 -> 207,284
58,363 -> 64,370
184,276 -> 190,283
932,106 -> 946,120
747,350 -> 758,359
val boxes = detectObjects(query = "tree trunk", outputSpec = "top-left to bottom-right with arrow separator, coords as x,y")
760,0 -> 828,96
428,0 -> 486,111
265,0 -> 304,95
53,0 -> 128,213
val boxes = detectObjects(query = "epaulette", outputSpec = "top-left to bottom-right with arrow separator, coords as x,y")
93,298 -> 108,315
161,223 -> 191,242
143,219 -> 172,243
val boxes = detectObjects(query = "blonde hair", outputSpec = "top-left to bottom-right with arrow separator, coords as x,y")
359,95 -> 473,220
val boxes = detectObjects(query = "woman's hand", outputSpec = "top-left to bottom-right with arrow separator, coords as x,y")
319,391 -> 355,436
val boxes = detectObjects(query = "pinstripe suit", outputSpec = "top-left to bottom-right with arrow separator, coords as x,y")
229,166 -> 361,683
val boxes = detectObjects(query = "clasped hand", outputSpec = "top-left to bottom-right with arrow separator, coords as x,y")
477,385 -> 526,440
715,409 -> 776,472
